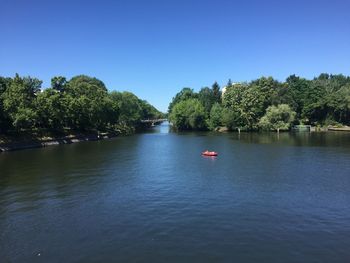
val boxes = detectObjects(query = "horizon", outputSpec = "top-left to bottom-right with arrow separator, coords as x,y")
1,0 -> 350,112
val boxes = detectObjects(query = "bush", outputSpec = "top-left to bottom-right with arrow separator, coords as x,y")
259,104 -> 296,131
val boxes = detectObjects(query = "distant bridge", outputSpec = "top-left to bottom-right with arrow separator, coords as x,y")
141,119 -> 167,126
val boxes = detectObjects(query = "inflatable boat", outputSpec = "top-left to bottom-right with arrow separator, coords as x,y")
202,150 -> 218,156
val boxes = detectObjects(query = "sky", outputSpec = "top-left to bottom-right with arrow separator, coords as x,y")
1,0 -> 350,112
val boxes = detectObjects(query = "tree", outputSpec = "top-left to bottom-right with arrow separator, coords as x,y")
223,83 -> 265,130
198,87 -> 215,114
0,77 -> 11,94
251,76 -> 280,110
326,85 -> 350,125
107,91 -> 122,126
169,99 -> 207,130
270,82 -> 297,109
65,75 -> 109,130
301,79 -> 327,124
317,73 -> 330,80
51,76 -> 67,92
139,99 -> 164,120
168,87 -> 197,113
68,75 -> 107,94
258,104 -> 296,132
208,103 -> 223,130
0,77 -> 12,132
118,92 -> 143,126
281,75 -> 305,115
221,107 -> 241,130
36,88 -> 67,130
0,74 -> 163,135
2,74 -> 41,130
212,81 -> 221,104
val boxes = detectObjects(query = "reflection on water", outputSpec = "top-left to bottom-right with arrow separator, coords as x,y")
230,131 -> 350,148
1,126 -> 350,262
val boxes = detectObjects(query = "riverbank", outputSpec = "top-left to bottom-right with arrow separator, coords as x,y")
0,133 -> 118,152
327,126 -> 350,132
2,124 -> 348,152
215,125 -> 350,133
0,121 -> 164,152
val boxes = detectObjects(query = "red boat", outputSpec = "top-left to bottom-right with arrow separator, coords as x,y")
202,150 -> 218,156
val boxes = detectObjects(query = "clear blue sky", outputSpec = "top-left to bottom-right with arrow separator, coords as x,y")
1,0 -> 350,112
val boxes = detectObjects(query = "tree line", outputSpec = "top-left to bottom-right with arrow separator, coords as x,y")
168,74 -> 350,131
0,74 -> 164,135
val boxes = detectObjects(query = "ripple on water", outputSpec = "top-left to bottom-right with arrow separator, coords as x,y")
1,130 -> 350,262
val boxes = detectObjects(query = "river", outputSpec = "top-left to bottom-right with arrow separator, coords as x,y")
1,122 -> 350,262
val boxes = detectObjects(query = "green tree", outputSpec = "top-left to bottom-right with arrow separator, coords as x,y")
258,104 -> 296,132
139,99 -> 164,120
168,87 -> 197,113
251,76 -> 280,110
36,88 -> 68,130
118,92 -> 143,126
65,75 -> 109,130
2,74 -> 41,130
285,75 -> 310,119
0,74 -> 163,135
326,85 -> 350,124
212,81 -> 221,104
51,76 -> 67,92
107,91 -> 122,126
0,77 -> 12,132
169,98 -> 207,130
301,79 -> 327,124
221,107 -> 241,130
198,87 -> 215,114
223,83 -> 265,130
208,103 -> 223,130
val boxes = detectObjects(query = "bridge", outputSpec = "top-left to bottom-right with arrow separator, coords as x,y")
141,119 -> 167,126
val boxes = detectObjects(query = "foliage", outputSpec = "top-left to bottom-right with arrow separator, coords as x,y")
197,82 -> 222,115
223,83 -> 265,130
221,107 -> 240,130
168,73 -> 350,131
36,88 -> 66,130
0,77 -> 12,132
208,103 -> 223,130
198,87 -> 215,114
51,76 -> 67,92
117,92 -> 143,126
168,87 -> 197,113
258,104 -> 296,131
169,99 -> 207,130
0,74 -> 163,135
139,99 -> 164,120
211,82 -> 221,104
2,74 -> 42,130
63,75 -> 110,130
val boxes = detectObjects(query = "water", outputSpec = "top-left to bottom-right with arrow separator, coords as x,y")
1,123 -> 350,262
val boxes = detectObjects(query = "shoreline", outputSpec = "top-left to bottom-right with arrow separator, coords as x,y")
1,125 -> 349,152
0,133 -> 118,152
327,127 -> 350,132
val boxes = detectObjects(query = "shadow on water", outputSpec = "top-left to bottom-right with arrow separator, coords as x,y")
0,136 -> 143,211
229,131 -> 350,148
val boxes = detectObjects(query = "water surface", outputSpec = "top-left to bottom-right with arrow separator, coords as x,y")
1,124 -> 350,262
